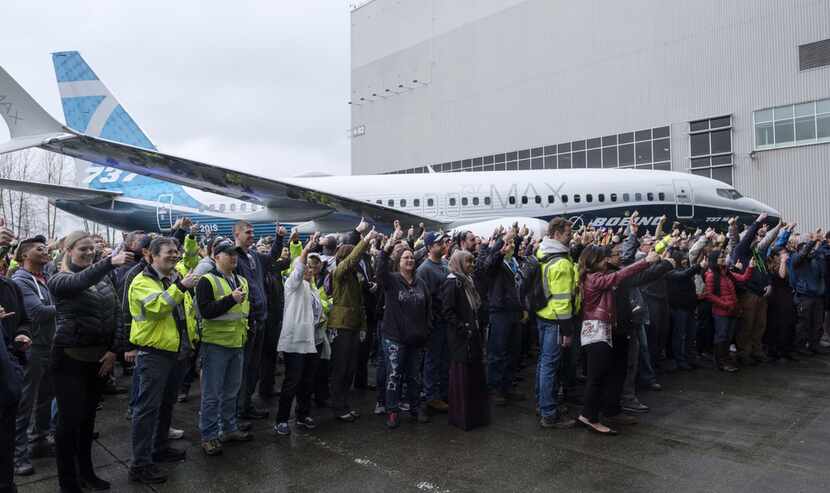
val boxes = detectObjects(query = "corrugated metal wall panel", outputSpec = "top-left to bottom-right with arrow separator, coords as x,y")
351,0 -> 830,228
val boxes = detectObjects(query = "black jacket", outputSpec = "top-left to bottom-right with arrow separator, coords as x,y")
666,265 -> 701,310
376,250 -> 431,347
477,238 -> 522,314
48,258 -> 125,351
235,235 -> 283,323
441,274 -> 483,363
0,277 -> 31,372
611,260 -> 674,336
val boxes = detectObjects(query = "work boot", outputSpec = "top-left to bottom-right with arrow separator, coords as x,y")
717,344 -> 739,372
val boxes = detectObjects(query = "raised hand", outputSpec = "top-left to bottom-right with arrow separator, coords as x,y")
289,228 -> 299,243
645,250 -> 659,263
756,212 -> 768,224
277,224 -> 288,237
180,272 -> 201,289
0,218 -> 14,247
356,218 -> 370,234
111,251 -> 135,266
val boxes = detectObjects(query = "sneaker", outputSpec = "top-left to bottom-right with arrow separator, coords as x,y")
239,407 -> 269,420
129,464 -> 167,484
274,422 -> 291,436
399,402 -> 411,412
540,415 -> 576,429
168,426 -> 184,440
645,383 -> 662,392
14,463 -> 34,476
152,446 -> 186,463
296,417 -> 317,430
386,411 -> 400,429
349,409 -> 361,419
201,439 -> 223,456
336,412 -> 356,423
622,401 -> 650,414
80,474 -> 111,491
176,391 -> 189,403
219,430 -> 253,443
426,399 -> 449,413
373,403 -> 386,415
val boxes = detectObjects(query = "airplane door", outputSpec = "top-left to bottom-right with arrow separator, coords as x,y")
673,179 -> 694,218
156,194 -> 174,231
445,193 -> 460,218
423,193 -> 438,218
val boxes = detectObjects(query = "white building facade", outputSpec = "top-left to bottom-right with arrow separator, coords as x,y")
350,0 -> 830,228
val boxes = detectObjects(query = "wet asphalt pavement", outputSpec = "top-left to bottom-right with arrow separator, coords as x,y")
16,353 -> 830,493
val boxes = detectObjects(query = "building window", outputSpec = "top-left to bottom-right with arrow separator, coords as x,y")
754,98 -> 830,150
690,116 -> 733,185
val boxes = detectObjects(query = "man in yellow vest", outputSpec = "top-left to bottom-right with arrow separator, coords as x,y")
535,217 -> 578,430
195,238 -> 253,456
128,238 -> 199,485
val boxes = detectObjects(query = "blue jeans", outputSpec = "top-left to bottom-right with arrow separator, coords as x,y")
422,322 -> 449,402
199,343 -> 244,441
535,319 -> 562,419
713,315 -> 736,344
14,346 -> 53,466
131,351 -> 186,468
487,311 -> 520,395
383,338 -> 422,413
637,324 -> 657,386
375,333 -> 387,405
670,308 -> 696,368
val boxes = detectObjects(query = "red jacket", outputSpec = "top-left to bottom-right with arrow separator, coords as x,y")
703,266 -> 753,317
581,260 -> 650,325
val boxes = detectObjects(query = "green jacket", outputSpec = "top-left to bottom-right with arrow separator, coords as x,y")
327,238 -> 369,331
535,239 -> 579,321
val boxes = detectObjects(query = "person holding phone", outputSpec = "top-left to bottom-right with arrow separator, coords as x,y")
47,231 -> 132,492
195,238 -> 252,456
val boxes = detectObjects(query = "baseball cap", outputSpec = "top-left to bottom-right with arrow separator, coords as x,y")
424,232 -> 450,248
213,238 -> 241,256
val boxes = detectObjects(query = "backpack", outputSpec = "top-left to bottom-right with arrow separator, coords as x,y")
519,253 -> 565,312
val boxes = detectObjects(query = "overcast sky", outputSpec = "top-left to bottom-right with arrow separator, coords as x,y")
0,0 -> 352,176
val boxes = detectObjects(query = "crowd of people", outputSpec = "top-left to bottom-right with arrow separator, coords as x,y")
1,211 -> 829,492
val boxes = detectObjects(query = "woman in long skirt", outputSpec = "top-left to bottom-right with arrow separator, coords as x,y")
442,250 -> 489,431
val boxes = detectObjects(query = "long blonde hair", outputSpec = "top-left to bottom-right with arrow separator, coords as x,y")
60,231 -> 91,272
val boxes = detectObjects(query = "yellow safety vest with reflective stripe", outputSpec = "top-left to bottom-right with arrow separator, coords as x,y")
128,272 -> 186,352
200,273 -> 249,348
534,249 -> 580,321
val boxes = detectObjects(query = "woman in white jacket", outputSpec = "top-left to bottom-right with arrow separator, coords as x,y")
274,233 -> 327,436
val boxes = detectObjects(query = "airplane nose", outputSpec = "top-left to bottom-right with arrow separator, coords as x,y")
744,198 -> 780,220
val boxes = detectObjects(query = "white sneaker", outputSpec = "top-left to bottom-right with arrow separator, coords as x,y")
168,426 -> 184,440
373,403 -> 386,415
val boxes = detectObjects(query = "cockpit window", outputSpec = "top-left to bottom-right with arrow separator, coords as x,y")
716,188 -> 743,200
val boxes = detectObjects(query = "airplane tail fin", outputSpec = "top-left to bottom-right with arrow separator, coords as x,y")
52,51 -> 200,208
0,66 -> 72,154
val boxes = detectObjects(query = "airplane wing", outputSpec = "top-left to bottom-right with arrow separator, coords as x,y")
0,177 -> 121,202
0,66 -> 446,229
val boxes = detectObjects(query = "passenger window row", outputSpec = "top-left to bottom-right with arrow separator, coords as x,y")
374,192 -> 667,208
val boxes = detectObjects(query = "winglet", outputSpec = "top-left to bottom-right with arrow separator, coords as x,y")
0,66 -> 65,139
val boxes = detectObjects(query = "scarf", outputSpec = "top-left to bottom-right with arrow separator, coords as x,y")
448,250 -> 481,311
